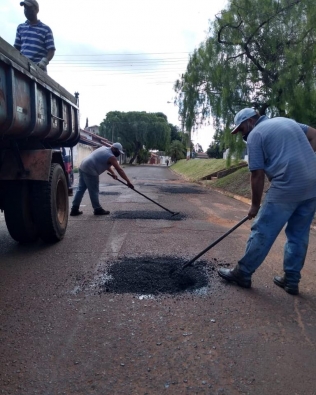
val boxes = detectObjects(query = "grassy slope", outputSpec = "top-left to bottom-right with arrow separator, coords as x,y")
171,158 -> 228,181
171,159 -> 316,225
171,159 -> 269,200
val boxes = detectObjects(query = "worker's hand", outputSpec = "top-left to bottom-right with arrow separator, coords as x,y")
127,182 -> 134,189
37,57 -> 49,70
248,204 -> 260,219
112,174 -> 118,180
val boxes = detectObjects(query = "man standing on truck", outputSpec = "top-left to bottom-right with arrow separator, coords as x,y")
70,143 -> 134,216
14,0 -> 55,72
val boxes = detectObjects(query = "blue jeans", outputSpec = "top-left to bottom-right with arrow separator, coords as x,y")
72,169 -> 101,210
238,198 -> 316,284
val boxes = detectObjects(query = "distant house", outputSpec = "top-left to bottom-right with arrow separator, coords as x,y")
149,152 -> 160,165
85,125 -> 100,135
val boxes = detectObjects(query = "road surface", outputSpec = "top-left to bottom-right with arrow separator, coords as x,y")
1,165 -> 316,394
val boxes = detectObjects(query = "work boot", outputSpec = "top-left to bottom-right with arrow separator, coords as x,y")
70,206 -> 83,216
218,266 -> 251,288
273,275 -> 299,295
94,207 -> 110,216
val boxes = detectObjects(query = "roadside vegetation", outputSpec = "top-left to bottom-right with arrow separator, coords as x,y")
171,159 -> 270,200
175,0 -> 316,159
171,158 -> 228,181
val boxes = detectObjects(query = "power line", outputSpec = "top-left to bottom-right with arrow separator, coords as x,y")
54,52 -> 190,57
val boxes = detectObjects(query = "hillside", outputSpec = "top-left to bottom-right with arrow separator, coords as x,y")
171,158 -> 270,201
171,159 -> 316,227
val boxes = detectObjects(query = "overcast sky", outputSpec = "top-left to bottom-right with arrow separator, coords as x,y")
2,0 -> 228,151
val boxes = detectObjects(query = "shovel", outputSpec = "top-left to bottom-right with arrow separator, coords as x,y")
170,216 -> 249,275
107,173 -> 180,217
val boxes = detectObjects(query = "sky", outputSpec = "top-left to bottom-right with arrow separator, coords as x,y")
2,0 -> 228,151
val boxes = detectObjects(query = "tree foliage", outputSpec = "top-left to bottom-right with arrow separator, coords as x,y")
99,111 -> 171,164
136,148 -> 151,165
206,130 -> 226,158
167,140 -> 186,162
169,123 -> 182,142
175,0 -> 316,159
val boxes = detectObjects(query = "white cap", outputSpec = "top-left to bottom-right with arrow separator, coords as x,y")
112,142 -> 124,154
231,108 -> 257,134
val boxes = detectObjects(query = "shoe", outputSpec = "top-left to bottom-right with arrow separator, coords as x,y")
70,207 -> 83,216
94,208 -> 110,215
273,275 -> 299,295
218,266 -> 251,288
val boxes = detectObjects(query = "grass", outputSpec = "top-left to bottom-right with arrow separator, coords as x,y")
170,159 -> 265,201
211,167 -> 252,199
171,158 -> 228,181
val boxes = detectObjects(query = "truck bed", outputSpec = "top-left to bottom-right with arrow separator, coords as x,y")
0,36 -> 80,147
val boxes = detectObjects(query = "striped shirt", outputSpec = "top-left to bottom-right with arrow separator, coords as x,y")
14,20 -> 55,63
247,116 -> 316,202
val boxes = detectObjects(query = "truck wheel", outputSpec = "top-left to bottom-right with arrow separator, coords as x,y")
4,181 -> 39,243
32,163 -> 69,242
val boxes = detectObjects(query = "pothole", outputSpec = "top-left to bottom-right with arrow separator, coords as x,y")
99,191 -> 121,195
112,211 -> 186,220
98,257 -> 211,295
160,186 -> 205,194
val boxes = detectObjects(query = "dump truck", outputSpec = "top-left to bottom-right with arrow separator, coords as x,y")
0,37 -> 80,243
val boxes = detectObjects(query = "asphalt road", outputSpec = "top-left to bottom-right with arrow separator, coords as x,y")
1,165 -> 316,395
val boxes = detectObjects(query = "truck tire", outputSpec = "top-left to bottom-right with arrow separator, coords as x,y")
32,163 -> 69,242
4,181 -> 39,243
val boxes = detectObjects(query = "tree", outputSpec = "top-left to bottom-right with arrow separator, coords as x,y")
167,140 -> 186,162
169,124 -> 182,142
206,130 -> 226,159
99,111 -> 171,164
175,0 -> 316,159
195,143 -> 203,153
136,148 -> 151,165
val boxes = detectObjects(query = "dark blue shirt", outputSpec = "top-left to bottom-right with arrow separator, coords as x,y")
14,20 -> 55,63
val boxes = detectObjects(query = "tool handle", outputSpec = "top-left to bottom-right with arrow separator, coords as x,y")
182,216 -> 249,270
107,172 -> 175,215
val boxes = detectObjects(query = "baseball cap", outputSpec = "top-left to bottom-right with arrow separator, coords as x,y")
112,142 -> 124,154
20,0 -> 39,10
231,108 -> 257,134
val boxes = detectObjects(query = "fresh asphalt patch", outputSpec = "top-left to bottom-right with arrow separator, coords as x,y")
98,257 -> 213,295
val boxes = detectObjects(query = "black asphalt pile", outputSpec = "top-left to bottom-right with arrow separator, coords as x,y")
100,257 -> 209,295
99,191 -> 121,195
160,186 -> 205,194
112,211 -> 185,220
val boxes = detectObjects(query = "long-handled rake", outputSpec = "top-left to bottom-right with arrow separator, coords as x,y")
107,173 -> 180,217
170,216 -> 249,276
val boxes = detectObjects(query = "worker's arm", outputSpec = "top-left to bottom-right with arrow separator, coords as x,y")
46,49 -> 55,62
306,126 -> 316,151
248,169 -> 265,219
14,28 -> 21,51
37,49 -> 55,70
108,157 -> 134,188
107,166 -> 117,179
